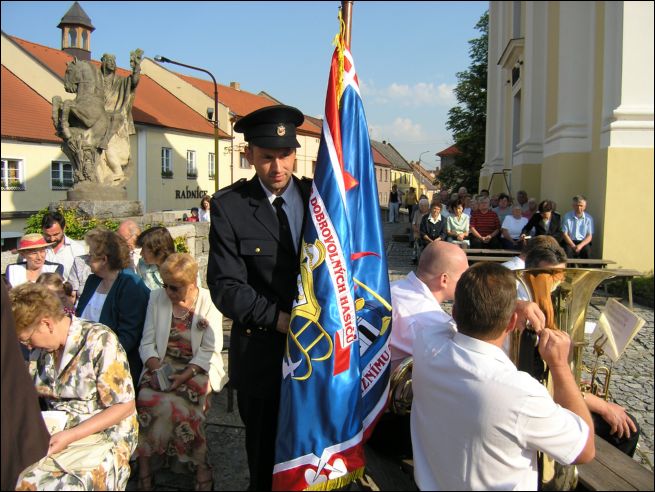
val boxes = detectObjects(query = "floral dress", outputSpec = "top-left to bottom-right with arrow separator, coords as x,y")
136,315 -> 211,471
16,317 -> 138,491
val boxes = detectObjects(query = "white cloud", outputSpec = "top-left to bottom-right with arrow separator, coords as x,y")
361,80 -> 455,107
369,117 -> 426,143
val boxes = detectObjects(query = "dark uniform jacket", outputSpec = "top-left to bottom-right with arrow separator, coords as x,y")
207,176 -> 311,398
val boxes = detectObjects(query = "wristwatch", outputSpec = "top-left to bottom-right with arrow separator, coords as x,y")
189,366 -> 198,377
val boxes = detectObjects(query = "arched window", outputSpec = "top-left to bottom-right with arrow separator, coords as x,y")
82,30 -> 88,50
69,29 -> 77,48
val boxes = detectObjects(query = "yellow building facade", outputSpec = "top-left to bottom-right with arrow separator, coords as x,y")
481,1 -> 653,271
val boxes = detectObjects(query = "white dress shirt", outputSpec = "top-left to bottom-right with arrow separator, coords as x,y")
389,272 -> 455,371
45,235 -> 87,282
411,330 -> 588,491
259,177 -> 303,251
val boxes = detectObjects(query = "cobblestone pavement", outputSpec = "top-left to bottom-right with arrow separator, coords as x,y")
128,220 -> 653,490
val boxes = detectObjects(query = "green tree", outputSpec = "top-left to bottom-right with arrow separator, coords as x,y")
444,11 -> 488,193
25,207 -> 119,239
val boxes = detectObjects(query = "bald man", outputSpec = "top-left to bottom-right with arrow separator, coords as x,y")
117,219 -> 142,271
374,242 -> 544,459
390,241 -> 547,370
390,241 -> 468,371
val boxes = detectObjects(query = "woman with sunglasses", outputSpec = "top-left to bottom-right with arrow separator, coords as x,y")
76,229 -> 150,389
135,253 -> 225,491
9,283 -> 137,490
5,233 -> 64,288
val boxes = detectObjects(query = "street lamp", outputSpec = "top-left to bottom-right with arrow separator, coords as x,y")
154,55 -> 219,192
418,150 -> 431,165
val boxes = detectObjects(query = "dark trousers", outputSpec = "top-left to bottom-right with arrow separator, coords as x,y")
469,235 -> 502,249
563,240 -> 592,259
367,412 -> 413,459
237,390 -> 280,491
592,410 -> 640,457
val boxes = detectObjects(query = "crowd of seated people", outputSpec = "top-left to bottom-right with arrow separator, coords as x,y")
2,213 -> 226,491
423,189 -> 595,258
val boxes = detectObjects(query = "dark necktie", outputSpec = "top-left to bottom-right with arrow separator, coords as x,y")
273,196 -> 294,251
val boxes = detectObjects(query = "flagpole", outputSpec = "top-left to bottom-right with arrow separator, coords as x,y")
341,1 -> 353,49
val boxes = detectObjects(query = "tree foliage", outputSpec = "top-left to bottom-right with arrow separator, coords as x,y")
444,11 -> 488,193
25,207 -> 119,239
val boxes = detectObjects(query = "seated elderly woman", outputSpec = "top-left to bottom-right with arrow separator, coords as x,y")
135,226 -> 177,290
136,253 -> 226,491
5,234 -> 64,288
76,229 -> 150,389
9,283 -> 137,490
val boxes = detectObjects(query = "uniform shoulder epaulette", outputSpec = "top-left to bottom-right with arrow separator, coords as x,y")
213,178 -> 248,199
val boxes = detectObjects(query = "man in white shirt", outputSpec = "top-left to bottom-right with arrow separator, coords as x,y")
117,219 -> 142,272
411,262 -> 595,490
42,211 -> 86,282
389,241 -> 467,371
372,242 -> 545,459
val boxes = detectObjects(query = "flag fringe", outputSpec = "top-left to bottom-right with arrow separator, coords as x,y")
304,467 -> 365,491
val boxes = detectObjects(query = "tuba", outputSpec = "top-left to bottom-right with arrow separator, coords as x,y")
389,357 -> 413,416
513,267 -> 617,490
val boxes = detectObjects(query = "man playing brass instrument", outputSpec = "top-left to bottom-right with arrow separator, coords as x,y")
522,242 -> 640,457
411,263 -> 595,490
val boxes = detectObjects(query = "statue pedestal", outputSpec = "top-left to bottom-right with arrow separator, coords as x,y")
67,185 -> 127,201
51,200 -> 143,219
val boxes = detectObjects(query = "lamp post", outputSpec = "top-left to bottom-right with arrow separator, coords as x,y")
155,55 -> 219,192
418,150 -> 431,165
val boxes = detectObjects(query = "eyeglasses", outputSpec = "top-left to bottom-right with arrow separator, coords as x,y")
18,325 -> 39,347
162,283 -> 182,293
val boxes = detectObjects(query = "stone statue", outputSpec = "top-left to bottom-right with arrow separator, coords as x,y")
51,49 -> 143,196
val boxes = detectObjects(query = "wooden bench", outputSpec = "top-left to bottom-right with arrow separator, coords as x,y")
466,248 -> 518,256
465,257 -> 641,309
383,438 -> 655,491
577,435 -> 654,490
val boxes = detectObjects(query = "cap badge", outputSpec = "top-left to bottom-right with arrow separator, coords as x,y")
277,124 -> 286,136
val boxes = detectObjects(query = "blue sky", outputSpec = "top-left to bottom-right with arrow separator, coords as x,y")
2,1 -> 488,169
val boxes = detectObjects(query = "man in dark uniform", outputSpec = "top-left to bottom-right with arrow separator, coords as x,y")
207,105 -> 311,491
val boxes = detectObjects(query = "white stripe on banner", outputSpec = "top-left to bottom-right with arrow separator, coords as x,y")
360,345 -> 390,398
343,50 -> 360,96
273,428 -> 364,475
308,184 -> 358,350
321,119 -> 347,206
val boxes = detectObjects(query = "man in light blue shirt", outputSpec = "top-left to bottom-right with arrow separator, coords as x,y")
561,195 -> 594,258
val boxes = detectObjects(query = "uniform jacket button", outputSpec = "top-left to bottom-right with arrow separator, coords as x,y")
246,328 -> 252,335
255,247 -> 261,253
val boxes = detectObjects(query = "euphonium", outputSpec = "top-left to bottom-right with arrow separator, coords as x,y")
513,267 -> 617,491
389,357 -> 413,416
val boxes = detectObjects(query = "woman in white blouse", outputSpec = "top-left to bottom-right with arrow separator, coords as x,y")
5,234 -> 63,288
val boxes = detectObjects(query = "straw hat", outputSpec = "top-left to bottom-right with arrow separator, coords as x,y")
14,233 -> 55,253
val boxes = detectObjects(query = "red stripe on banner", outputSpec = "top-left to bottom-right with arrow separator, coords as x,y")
326,51 -> 343,168
333,331 -> 351,376
272,443 -> 366,491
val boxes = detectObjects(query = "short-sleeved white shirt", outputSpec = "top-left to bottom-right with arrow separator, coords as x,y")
45,235 -> 87,282
502,215 -> 529,239
389,272 -> 455,371
411,330 -> 589,491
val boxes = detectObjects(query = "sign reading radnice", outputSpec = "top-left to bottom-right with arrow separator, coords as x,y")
175,186 -> 208,200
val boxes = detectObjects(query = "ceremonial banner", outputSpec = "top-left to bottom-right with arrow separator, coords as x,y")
272,15 -> 392,492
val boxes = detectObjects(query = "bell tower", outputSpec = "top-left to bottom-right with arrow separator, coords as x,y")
57,1 -> 94,61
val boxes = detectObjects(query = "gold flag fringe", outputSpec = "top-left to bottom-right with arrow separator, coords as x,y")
303,466 -> 365,491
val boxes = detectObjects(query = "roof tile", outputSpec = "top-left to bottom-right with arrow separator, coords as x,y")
9,36 -> 229,138
1,66 -> 60,143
